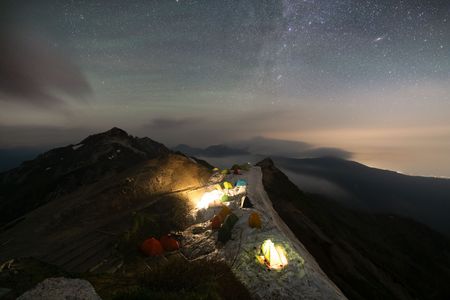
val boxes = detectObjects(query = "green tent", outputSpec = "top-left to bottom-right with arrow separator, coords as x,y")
218,213 -> 239,243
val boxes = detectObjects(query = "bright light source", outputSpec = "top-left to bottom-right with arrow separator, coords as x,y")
258,239 -> 288,270
197,189 -> 224,209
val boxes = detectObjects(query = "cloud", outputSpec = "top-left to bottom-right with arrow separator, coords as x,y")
136,113 -> 353,160
147,117 -> 203,129
228,136 -> 353,159
0,12 -> 91,106
0,125 -> 92,148
229,136 -> 311,157
302,147 -> 353,159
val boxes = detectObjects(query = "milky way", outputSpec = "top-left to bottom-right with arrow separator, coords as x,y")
1,0 -> 450,176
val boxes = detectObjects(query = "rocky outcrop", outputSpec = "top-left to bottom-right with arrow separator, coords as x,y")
17,277 -> 101,300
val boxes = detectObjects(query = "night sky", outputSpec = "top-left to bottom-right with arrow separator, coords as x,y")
1,0 -> 450,176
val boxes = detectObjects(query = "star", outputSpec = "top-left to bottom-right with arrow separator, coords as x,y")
373,35 -> 386,43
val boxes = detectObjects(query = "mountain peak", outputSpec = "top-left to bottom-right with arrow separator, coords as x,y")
256,157 -> 275,168
80,127 -> 130,145
0,128 -> 171,225
106,127 -> 128,136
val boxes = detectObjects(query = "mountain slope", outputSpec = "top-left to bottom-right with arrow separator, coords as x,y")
0,129 -> 256,299
257,158 -> 450,300
0,128 -> 213,271
0,127 -> 170,226
273,156 -> 450,235
0,147 -> 47,172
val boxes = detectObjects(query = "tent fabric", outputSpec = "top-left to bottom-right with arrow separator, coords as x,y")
221,169 -> 230,175
218,213 -> 239,243
220,194 -> 230,202
248,212 -> 262,228
160,235 -> 180,252
259,239 -> 288,270
218,205 -> 231,220
223,181 -> 233,189
212,167 -> 219,172
240,196 -> 253,208
211,215 -> 222,230
235,179 -> 247,187
141,237 -> 164,256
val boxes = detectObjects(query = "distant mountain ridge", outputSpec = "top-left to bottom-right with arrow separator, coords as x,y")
174,137 -> 352,159
229,136 -> 352,159
273,156 -> 450,235
173,143 -> 249,157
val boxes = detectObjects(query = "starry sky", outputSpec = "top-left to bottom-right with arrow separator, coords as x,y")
1,0 -> 450,176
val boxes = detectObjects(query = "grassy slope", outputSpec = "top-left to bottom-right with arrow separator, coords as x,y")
0,152 -> 250,299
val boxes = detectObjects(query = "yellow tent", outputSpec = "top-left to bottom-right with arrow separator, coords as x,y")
223,181 -> 233,189
257,239 -> 288,270
212,167 -> 219,172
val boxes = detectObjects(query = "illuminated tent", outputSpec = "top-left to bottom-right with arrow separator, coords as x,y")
235,179 -> 247,187
220,194 -> 230,202
223,181 -> 233,189
197,189 -> 224,209
221,169 -> 230,175
212,167 -> 219,172
257,239 -> 288,270
218,213 -> 239,243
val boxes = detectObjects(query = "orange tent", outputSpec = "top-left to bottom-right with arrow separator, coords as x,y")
210,215 -> 223,230
141,237 -> 164,256
248,212 -> 262,228
160,234 -> 180,252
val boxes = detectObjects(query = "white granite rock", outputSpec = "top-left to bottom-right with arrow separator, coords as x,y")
17,277 -> 101,300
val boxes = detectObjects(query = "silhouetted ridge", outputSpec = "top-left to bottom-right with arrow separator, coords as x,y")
0,127 -> 170,226
80,127 -> 129,144
256,157 -> 275,168
172,143 -> 249,157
